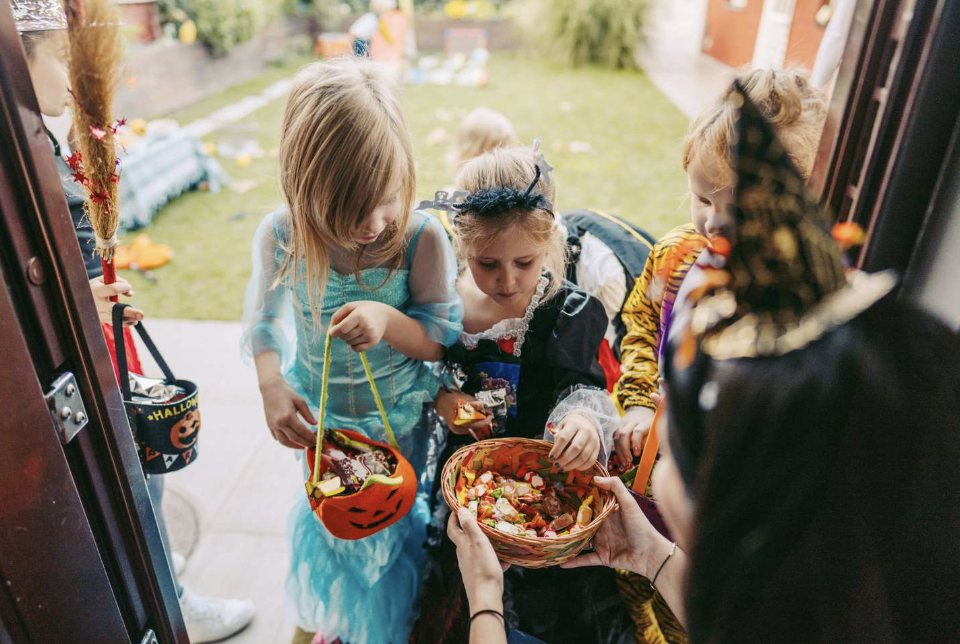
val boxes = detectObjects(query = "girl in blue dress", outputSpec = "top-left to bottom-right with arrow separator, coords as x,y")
242,58 -> 462,644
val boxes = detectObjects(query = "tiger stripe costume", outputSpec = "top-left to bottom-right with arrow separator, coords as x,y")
616,223 -> 707,411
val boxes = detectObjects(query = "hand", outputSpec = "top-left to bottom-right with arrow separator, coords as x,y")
90,277 -> 144,326
259,376 -> 318,449
548,412 -> 601,471
616,406 -> 656,463
435,389 -> 493,437
329,301 -> 391,352
448,507 -> 505,614
561,476 -> 672,577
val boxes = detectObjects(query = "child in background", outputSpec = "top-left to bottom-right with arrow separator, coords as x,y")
14,3 -> 254,641
432,107 -> 519,235
615,68 -> 828,462
413,145 -> 633,644
450,107 -> 518,178
241,58 -> 462,644
348,0 -> 397,57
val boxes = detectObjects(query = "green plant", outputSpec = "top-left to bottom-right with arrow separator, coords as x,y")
167,0 -> 272,55
519,0 -> 651,70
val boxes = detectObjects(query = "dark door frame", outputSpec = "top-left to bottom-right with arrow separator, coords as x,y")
0,0 -> 187,641
813,0 -> 960,276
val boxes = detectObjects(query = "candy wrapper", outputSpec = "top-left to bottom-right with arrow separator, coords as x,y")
319,430 -> 397,495
128,373 -> 187,404
476,388 -> 508,435
454,400 -> 488,426
476,388 -> 508,419
458,467 -> 596,539
441,363 -> 468,392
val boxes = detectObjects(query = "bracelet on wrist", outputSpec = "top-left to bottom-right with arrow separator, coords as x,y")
650,541 -> 677,591
470,608 -> 504,623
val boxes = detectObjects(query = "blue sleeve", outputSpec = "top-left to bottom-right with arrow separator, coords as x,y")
405,213 -> 464,347
240,211 -> 297,370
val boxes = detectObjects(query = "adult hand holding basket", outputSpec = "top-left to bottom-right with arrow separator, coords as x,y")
441,437 -> 618,568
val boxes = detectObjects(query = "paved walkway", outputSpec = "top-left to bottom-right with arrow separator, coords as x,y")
637,0 -> 735,119
144,319 -> 300,643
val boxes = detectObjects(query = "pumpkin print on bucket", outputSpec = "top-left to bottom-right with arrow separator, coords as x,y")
170,409 -> 201,449
303,336 -> 417,540
306,429 -> 417,540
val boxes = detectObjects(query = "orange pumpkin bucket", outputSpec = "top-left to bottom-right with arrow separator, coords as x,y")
304,334 -> 417,541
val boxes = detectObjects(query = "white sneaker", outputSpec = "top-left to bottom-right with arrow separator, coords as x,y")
172,551 -> 186,576
179,585 -> 254,643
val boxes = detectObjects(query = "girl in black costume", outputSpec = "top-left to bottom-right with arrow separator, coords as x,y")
412,145 -> 634,644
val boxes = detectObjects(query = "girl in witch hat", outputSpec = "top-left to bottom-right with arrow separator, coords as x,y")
14,1 -> 254,641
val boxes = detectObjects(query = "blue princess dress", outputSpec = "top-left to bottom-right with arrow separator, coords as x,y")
241,210 -> 463,644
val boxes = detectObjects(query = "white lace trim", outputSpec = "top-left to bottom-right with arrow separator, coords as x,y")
460,275 -> 549,357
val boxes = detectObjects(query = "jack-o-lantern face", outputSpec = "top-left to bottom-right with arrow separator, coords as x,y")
306,429 -> 417,540
170,409 -> 201,449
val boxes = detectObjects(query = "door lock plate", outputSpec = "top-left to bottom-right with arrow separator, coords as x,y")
45,372 -> 88,444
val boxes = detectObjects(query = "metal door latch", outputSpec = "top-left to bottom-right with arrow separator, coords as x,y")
139,630 -> 158,644
44,372 -> 88,444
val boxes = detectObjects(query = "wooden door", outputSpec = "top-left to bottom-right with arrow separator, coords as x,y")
0,1 -> 187,642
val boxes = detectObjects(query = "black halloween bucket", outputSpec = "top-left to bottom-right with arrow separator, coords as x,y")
113,304 -> 200,474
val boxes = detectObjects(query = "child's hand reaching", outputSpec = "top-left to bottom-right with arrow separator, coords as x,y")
91,276 -> 144,326
435,389 -> 493,438
259,376 -> 318,449
329,301 -> 392,352
549,413 -> 601,471
615,406 -> 656,464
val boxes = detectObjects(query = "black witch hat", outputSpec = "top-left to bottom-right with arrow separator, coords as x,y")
685,82 -> 896,361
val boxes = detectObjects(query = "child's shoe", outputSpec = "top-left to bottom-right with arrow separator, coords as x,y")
179,585 -> 254,643
171,551 -> 186,576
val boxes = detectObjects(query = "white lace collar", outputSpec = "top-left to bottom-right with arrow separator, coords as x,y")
460,275 -> 548,357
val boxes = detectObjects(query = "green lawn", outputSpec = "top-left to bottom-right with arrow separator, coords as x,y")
124,53 -> 691,320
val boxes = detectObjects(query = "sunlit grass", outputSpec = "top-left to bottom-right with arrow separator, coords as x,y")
124,53 -> 690,320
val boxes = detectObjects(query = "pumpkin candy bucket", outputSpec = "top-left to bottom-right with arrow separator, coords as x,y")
303,334 -> 417,541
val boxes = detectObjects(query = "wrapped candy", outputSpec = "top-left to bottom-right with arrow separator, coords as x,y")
475,388 -> 508,419
455,400 -> 488,426
320,430 -> 397,494
459,467 -> 596,538
128,373 -> 187,404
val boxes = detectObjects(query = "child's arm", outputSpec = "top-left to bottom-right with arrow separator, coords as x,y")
330,301 -> 445,361
543,289 -> 619,471
615,247 -> 663,460
243,213 -> 317,449
616,224 -> 704,459
90,276 -> 143,326
332,215 -> 464,360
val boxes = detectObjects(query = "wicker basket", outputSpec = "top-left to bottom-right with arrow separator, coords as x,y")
441,437 -> 617,569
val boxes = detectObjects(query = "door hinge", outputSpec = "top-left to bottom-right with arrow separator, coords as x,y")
139,629 -> 158,644
44,372 -> 88,444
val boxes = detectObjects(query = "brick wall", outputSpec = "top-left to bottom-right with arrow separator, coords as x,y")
114,19 -> 310,119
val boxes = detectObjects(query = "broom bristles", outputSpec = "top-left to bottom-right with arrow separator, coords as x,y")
65,0 -> 122,261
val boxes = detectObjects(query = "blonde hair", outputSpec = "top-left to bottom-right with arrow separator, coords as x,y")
278,57 -> 415,323
683,68 -> 827,189
454,146 -> 566,302
451,108 -> 519,174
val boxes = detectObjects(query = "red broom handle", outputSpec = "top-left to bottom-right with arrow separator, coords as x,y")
102,258 -> 119,303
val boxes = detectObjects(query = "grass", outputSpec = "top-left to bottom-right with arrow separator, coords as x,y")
123,53 -> 691,320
